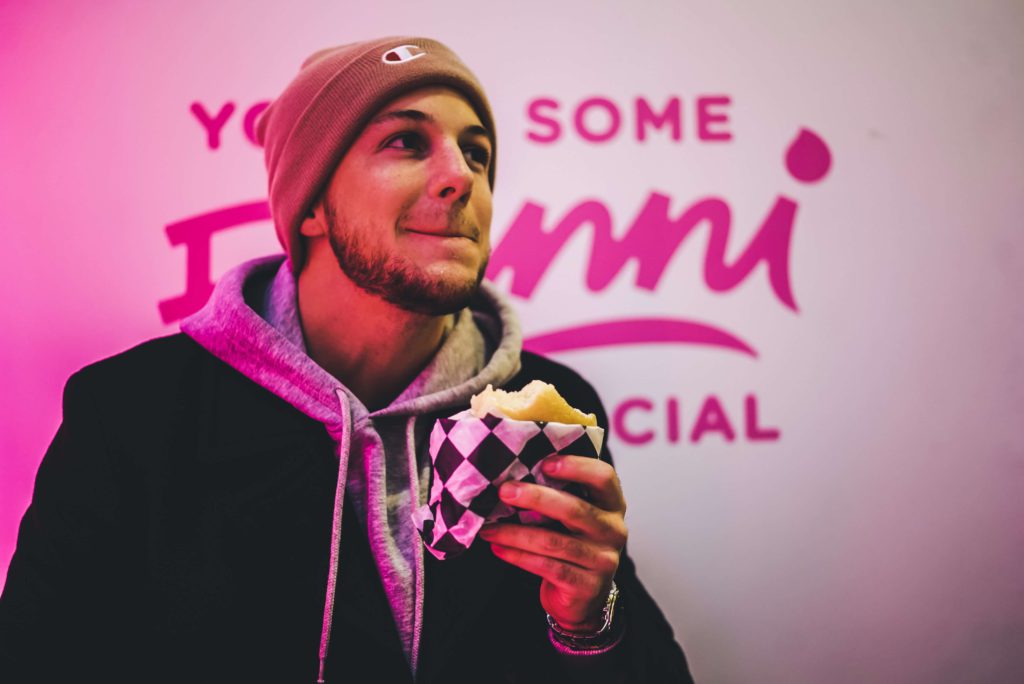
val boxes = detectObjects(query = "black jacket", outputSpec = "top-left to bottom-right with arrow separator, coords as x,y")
0,334 -> 693,683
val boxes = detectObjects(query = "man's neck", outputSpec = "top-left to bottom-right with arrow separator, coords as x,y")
295,251 -> 451,412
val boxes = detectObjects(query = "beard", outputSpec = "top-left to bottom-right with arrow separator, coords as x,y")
323,198 -> 489,316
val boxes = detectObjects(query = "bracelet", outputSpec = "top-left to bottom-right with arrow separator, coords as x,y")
546,581 -> 622,651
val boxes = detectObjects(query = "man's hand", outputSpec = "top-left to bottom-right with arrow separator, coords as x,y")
478,455 -> 628,632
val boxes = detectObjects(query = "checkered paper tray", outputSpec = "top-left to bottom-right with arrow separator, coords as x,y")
412,410 -> 605,561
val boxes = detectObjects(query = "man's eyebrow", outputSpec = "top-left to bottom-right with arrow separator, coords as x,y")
368,109 -> 491,141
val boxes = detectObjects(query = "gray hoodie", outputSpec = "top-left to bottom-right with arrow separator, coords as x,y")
180,254 -> 522,680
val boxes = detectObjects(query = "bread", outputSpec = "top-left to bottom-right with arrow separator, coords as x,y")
469,380 -> 598,427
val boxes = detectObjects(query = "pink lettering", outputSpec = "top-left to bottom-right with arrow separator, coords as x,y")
575,97 -> 621,143
607,394 -> 779,446
158,201 -> 272,323
524,94 -> 732,144
690,395 -> 736,443
745,394 -> 780,441
666,397 -> 681,443
190,101 -> 236,150
697,96 -> 731,141
523,318 -> 756,357
243,101 -> 271,146
488,192 -> 797,311
613,398 -> 655,445
526,98 -> 562,143
636,97 -> 682,142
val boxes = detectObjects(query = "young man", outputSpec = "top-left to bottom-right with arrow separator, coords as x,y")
0,37 -> 693,683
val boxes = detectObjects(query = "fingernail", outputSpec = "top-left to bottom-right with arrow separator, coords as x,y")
479,527 -> 495,539
500,482 -> 521,500
542,457 -> 560,474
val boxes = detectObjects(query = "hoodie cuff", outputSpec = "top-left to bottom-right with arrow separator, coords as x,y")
548,622 -> 626,655
549,624 -> 629,684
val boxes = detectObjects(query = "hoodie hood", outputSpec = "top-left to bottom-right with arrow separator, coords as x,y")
180,253 -> 522,681
181,255 -> 343,427
181,254 -> 522,423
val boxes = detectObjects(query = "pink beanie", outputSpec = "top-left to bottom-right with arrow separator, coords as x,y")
255,36 -> 496,271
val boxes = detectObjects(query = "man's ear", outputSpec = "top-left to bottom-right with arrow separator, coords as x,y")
299,198 -> 327,237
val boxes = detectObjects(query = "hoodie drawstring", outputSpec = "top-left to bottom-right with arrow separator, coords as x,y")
317,389 -> 352,684
406,415 -> 425,677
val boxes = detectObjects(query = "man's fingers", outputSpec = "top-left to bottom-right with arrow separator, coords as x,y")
498,481 -> 628,546
540,455 -> 627,514
479,524 -> 619,575
488,542 -> 603,596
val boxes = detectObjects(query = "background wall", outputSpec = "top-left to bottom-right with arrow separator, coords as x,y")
2,1 -> 1022,681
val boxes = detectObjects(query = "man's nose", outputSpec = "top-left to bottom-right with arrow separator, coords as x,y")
429,141 -> 474,203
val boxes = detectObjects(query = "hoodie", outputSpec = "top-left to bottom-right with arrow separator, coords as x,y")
180,254 -> 522,681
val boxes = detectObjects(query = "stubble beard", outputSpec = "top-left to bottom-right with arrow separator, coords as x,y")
324,198 -> 489,316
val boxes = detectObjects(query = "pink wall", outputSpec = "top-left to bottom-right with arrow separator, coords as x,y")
2,1 -> 1023,681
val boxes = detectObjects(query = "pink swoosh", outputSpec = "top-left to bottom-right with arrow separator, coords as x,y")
523,318 -> 757,357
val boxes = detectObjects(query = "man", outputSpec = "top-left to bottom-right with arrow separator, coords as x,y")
0,37 -> 693,683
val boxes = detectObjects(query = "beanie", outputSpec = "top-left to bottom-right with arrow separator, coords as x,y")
255,36 -> 496,271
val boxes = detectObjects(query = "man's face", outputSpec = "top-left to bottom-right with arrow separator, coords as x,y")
318,86 -> 494,315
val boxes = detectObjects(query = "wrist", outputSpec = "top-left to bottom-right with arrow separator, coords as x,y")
553,613 -> 604,634
547,581 -> 623,652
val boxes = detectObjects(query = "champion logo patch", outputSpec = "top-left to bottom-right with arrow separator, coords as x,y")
381,45 -> 427,64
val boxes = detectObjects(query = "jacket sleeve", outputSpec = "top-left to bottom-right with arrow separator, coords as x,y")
0,370 -> 138,680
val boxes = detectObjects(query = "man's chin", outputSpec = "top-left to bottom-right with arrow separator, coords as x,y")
382,276 -> 483,316
327,226 -> 489,316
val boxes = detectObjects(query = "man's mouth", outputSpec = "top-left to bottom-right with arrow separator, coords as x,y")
404,226 -> 477,240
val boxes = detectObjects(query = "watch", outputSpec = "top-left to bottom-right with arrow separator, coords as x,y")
546,581 -> 622,651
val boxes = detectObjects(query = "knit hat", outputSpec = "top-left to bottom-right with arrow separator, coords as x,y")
255,36 -> 496,271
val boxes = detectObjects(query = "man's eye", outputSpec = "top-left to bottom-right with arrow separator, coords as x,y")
385,132 -> 423,150
464,145 -> 491,168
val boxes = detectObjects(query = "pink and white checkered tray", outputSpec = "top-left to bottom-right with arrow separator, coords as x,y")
412,409 -> 604,561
